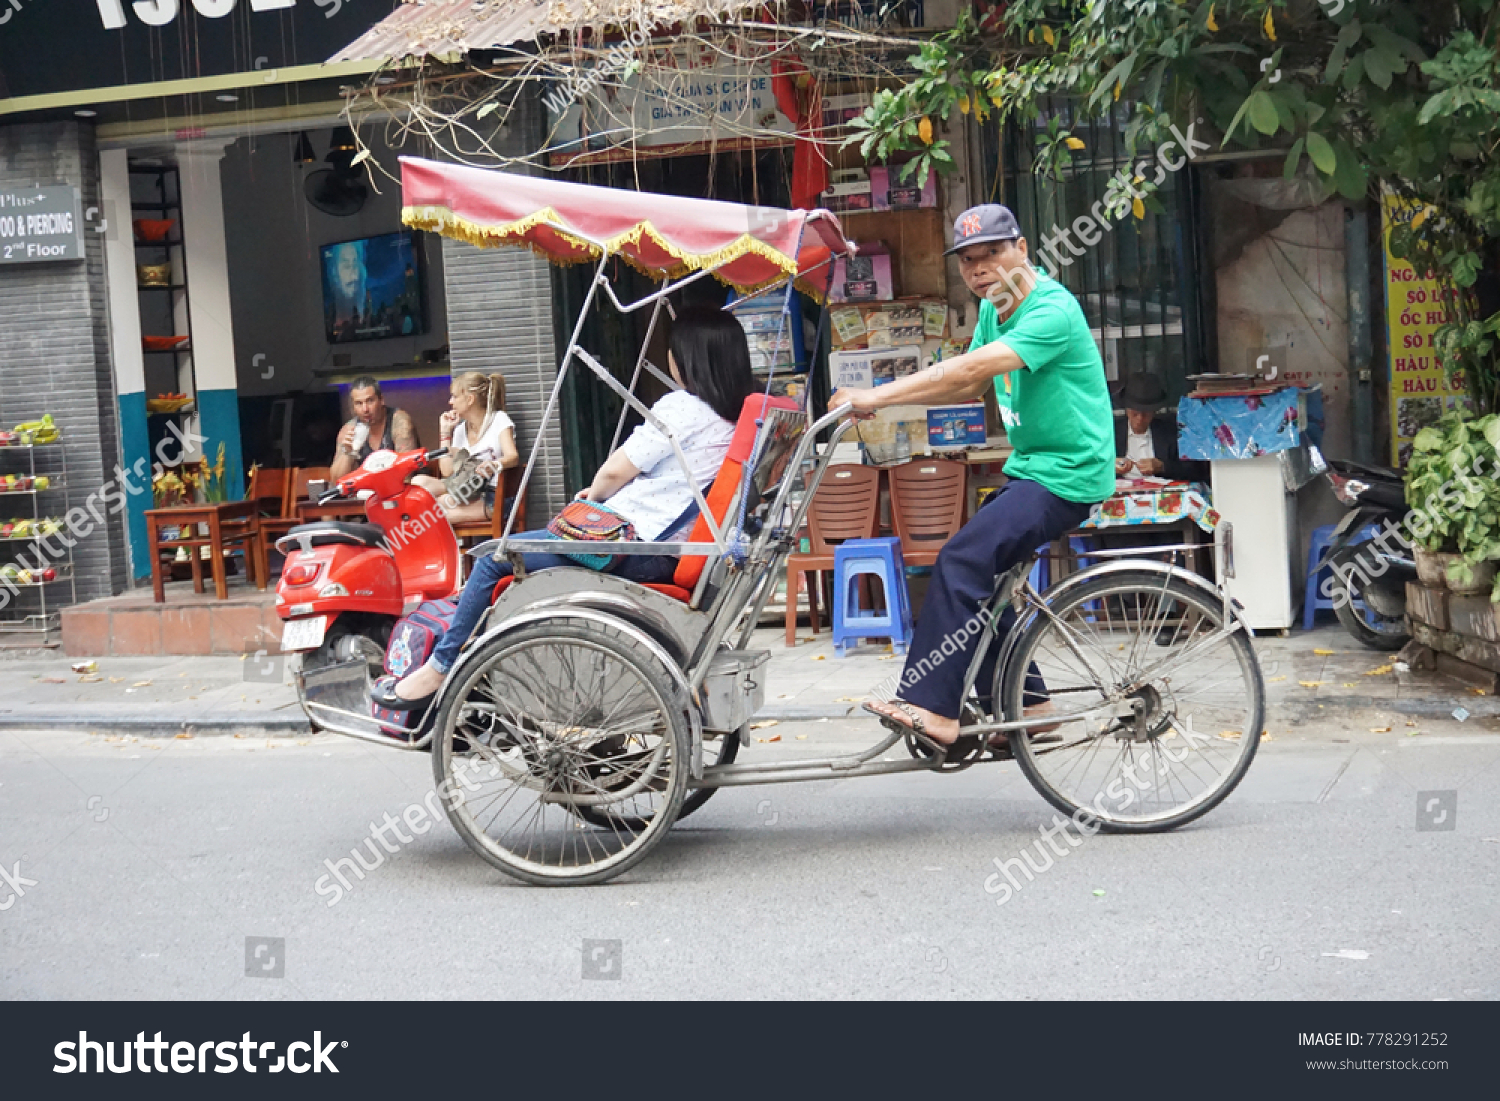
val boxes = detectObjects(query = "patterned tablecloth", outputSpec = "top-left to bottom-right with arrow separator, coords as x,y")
1178,385 -> 1324,460
1082,482 -> 1220,532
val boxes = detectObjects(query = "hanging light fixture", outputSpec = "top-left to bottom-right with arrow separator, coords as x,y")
325,125 -> 358,172
293,132 -> 317,164
326,125 -> 357,159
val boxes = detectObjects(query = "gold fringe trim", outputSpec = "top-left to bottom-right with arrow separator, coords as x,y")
402,204 -> 812,296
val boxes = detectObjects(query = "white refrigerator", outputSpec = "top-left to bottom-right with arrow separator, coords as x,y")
1211,450 -> 1311,631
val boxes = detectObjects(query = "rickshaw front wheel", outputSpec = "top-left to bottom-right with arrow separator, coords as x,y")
429,616 -> 691,886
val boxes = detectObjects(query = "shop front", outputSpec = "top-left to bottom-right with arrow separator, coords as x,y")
0,0 -> 571,650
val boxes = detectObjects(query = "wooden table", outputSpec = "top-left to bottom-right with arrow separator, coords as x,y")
296,499 -> 370,523
145,501 -> 265,603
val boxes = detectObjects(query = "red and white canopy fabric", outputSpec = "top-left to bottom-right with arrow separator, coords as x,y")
399,157 -> 855,297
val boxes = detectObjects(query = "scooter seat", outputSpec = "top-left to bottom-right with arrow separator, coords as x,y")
279,521 -> 387,550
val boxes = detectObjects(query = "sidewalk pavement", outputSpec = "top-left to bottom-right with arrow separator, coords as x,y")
2,622 -> 1496,737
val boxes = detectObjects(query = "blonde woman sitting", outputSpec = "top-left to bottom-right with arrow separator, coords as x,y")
413,371 -> 519,525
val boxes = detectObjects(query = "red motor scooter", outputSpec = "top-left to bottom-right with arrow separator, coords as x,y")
275,447 -> 459,686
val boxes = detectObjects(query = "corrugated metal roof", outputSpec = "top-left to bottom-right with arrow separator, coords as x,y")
330,0 -> 768,63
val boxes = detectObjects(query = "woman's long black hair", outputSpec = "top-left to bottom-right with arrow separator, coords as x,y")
668,305 -> 758,423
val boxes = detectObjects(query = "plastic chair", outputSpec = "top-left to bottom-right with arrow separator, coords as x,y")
832,536 -> 914,656
1303,522 -> 1380,629
785,464 -> 881,645
888,458 -> 967,568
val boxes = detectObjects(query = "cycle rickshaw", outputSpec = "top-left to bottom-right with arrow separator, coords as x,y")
295,158 -> 1265,886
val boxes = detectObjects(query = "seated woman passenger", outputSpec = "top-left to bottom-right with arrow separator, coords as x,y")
375,305 -> 757,710
413,371 -> 519,525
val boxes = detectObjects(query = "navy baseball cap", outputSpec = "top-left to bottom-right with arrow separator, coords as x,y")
945,204 -> 1023,255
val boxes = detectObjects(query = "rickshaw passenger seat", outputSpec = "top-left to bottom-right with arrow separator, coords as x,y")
487,394 -> 800,607
660,393 -> 800,602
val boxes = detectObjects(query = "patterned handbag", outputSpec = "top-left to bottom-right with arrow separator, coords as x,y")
544,499 -> 637,570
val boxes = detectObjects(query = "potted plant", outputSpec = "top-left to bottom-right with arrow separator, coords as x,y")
1405,413 -> 1500,592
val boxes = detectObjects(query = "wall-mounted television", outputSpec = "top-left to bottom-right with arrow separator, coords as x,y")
320,230 -> 426,344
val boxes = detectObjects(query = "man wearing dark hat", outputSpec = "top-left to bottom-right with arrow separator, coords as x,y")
831,203 -> 1114,747
1116,372 -> 1204,482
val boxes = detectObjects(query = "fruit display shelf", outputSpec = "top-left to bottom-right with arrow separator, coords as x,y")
0,519 -> 64,540
0,562 -> 70,586
0,475 -> 63,494
0,413 -> 75,641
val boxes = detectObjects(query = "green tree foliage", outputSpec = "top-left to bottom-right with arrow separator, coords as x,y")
850,0 -> 1500,411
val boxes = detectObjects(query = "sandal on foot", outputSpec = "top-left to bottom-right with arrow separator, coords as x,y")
863,700 -> 953,755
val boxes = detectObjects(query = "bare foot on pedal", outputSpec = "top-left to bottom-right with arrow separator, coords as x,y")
865,699 -> 960,745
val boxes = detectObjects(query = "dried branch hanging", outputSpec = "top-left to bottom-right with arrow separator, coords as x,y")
336,1 -> 939,184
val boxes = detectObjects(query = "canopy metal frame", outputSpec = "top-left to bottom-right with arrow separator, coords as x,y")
488,215 -> 843,566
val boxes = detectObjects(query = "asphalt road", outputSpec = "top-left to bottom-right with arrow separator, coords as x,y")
2,711 -> 1497,1000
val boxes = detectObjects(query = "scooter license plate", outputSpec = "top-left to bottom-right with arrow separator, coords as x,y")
281,616 -> 328,653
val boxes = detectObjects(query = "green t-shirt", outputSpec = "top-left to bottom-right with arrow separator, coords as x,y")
969,272 -> 1115,504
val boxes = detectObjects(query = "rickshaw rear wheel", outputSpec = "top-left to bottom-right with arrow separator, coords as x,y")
571,725 -> 741,830
430,616 -> 690,886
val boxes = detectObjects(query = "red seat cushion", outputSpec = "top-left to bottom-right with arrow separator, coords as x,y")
491,575 -> 515,603
641,582 -> 693,603
672,394 -> 799,594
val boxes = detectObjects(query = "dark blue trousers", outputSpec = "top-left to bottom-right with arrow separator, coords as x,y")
899,478 -> 1095,719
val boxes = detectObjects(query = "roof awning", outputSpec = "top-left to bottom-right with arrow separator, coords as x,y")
399,156 -> 853,295
330,0 -> 767,64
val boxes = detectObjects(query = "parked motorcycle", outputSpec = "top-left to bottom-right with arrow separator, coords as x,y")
1310,446 -> 1413,650
274,447 -> 460,705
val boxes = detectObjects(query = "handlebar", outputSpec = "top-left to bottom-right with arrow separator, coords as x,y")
426,447 -> 448,462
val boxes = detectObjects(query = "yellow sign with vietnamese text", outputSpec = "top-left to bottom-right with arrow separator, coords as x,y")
1382,193 -> 1465,466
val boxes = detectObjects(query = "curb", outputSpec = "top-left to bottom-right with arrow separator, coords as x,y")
0,703 -> 856,736
8,694 -> 1493,738
0,710 -> 313,737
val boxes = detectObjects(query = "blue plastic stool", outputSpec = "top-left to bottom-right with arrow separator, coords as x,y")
832,537 -> 914,656
1303,522 -> 1380,630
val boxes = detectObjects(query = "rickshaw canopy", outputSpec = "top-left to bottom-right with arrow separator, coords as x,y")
399,157 -> 855,296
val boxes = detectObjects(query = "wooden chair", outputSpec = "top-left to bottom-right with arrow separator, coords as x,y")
258,466 -> 331,579
451,466 -> 529,558
784,464 -> 882,646
888,458 -> 968,568
247,467 -> 290,519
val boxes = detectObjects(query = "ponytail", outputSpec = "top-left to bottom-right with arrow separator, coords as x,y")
454,371 -> 507,436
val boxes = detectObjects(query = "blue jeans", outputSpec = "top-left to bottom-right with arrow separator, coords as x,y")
428,530 -> 677,673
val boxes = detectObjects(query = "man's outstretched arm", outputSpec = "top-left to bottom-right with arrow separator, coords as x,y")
830,340 -> 1025,416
